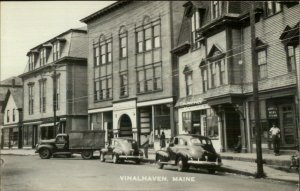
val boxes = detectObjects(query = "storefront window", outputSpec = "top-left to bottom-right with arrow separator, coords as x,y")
182,112 -> 192,132
206,109 -> 218,139
154,105 -> 170,132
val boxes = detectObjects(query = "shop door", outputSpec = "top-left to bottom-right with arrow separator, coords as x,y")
279,104 -> 297,147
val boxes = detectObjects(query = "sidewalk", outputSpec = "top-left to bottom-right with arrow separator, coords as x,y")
1,148 -> 299,184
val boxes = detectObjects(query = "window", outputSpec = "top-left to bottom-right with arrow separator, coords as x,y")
98,78 -> 112,100
257,50 -> 267,79
100,44 -> 106,65
120,36 -> 127,58
191,10 -> 201,49
6,110 -> 9,123
28,54 -> 35,71
210,63 -> 216,88
212,1 -> 222,19
145,68 -> 153,91
206,109 -> 218,139
136,22 -> 161,53
56,76 -> 60,110
154,66 -> 162,90
94,47 -> 100,66
39,80 -> 47,113
185,73 -> 193,96
13,109 -> 16,122
182,112 -> 192,132
40,48 -> 47,66
120,73 -> 128,96
28,84 -> 34,115
201,68 -> 208,92
137,70 -> 145,93
53,42 -> 60,61
287,46 -> 296,72
266,2 -> 282,17
218,60 -> 225,85
99,39 -> 112,65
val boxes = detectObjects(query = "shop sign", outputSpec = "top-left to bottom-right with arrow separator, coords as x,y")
267,106 -> 278,119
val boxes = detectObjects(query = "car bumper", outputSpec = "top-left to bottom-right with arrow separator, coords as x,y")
119,155 -> 143,160
187,160 -> 222,166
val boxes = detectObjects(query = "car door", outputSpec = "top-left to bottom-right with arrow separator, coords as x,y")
55,135 -> 67,150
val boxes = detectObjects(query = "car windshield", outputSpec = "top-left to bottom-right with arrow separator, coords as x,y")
190,137 -> 212,146
119,139 -> 138,149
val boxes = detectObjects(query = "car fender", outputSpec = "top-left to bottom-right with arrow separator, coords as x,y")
176,150 -> 190,162
36,145 -> 54,153
113,148 -> 123,155
156,150 -> 169,161
101,148 -> 108,154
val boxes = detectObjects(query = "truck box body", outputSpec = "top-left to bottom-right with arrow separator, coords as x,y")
68,130 -> 105,149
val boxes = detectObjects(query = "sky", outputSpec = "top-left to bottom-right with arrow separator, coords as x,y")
0,1 -> 115,81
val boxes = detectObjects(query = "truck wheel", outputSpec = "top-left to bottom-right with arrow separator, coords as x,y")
177,157 -> 187,172
113,154 -> 119,164
100,153 -> 105,162
135,159 -> 140,164
39,148 -> 51,159
81,151 -> 93,160
208,169 -> 216,174
156,155 -> 164,169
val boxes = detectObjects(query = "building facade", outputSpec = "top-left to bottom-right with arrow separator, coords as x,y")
0,77 -> 23,148
81,1 -> 186,147
19,28 -> 88,148
173,1 -> 299,152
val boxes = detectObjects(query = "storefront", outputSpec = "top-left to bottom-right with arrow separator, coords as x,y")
1,125 -> 19,148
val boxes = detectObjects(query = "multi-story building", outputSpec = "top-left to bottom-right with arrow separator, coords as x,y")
173,1 -> 299,152
19,28 -> 88,148
0,77 -> 23,148
81,1 -> 185,147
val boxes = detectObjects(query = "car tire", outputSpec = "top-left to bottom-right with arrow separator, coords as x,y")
66,154 -> 72,158
156,155 -> 164,169
113,154 -> 119,164
208,169 -> 216,174
39,148 -> 51,159
81,151 -> 93,160
135,159 -> 140,164
100,152 -> 105,162
177,157 -> 187,172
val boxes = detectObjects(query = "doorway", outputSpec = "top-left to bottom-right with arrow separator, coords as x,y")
279,104 -> 297,147
119,114 -> 133,138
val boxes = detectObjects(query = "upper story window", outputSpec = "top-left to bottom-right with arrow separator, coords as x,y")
94,47 -> 100,66
257,50 -> 268,79
120,73 -> 128,97
39,79 -> 47,113
28,84 -> 34,115
212,1 -> 222,19
28,54 -> 35,71
286,46 -> 296,72
265,1 -> 282,17
191,9 -> 201,50
183,65 -> 193,96
6,110 -> 9,123
53,42 -> 61,61
97,36 -> 112,65
136,17 -> 161,53
40,48 -> 47,66
12,109 -> 16,122
119,26 -> 128,58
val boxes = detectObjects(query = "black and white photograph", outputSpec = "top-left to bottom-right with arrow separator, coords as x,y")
0,1 -> 299,191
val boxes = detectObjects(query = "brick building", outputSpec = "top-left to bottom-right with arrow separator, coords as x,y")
19,28 -> 88,148
173,1 -> 299,152
81,1 -> 185,147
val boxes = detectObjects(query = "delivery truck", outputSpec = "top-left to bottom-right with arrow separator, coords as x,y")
35,130 -> 105,159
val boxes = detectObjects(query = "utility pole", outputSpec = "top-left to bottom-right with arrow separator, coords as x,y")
250,1 -> 264,178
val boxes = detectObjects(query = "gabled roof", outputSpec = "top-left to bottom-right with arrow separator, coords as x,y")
207,44 -> 224,58
0,76 -> 22,86
1,89 -> 23,113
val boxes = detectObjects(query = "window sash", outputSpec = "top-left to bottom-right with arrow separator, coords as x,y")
287,46 -> 296,72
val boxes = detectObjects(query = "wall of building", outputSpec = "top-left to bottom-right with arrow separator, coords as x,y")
3,95 -> 19,125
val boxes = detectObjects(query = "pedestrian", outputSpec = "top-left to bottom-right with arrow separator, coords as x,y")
160,131 -> 166,149
143,134 -> 150,159
269,124 -> 281,156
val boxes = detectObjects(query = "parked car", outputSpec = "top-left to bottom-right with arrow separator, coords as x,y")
35,130 -> 105,160
155,134 -> 222,174
100,137 -> 143,164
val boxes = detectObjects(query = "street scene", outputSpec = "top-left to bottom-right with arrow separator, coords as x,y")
1,1 -> 300,191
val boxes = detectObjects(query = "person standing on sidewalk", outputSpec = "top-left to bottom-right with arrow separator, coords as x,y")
160,131 -> 166,149
269,124 -> 281,156
143,134 -> 150,159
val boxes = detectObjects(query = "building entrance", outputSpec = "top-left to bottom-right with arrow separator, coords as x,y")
119,114 -> 133,138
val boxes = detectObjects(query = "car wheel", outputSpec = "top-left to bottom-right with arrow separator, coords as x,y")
208,169 -> 216,174
135,159 -> 140,164
156,155 -> 164,169
81,151 -> 93,160
113,154 -> 119,164
39,148 -> 51,159
66,154 -> 72,158
177,157 -> 187,172
100,152 -> 105,162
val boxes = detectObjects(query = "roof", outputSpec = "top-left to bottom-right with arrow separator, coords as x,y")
0,76 -> 22,86
80,1 -> 130,23
1,88 -> 23,112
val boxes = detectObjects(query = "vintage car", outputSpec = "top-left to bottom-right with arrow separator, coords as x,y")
155,134 -> 222,174
100,137 -> 143,164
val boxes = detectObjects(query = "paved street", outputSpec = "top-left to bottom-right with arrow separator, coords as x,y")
1,155 -> 298,191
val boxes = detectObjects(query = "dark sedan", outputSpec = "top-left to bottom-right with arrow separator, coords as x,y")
100,137 -> 143,164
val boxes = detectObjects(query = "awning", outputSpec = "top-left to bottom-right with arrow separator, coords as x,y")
40,122 -> 59,127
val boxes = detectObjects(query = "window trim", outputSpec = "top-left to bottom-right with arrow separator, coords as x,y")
286,45 -> 296,73
257,49 -> 268,80
265,1 -> 282,18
